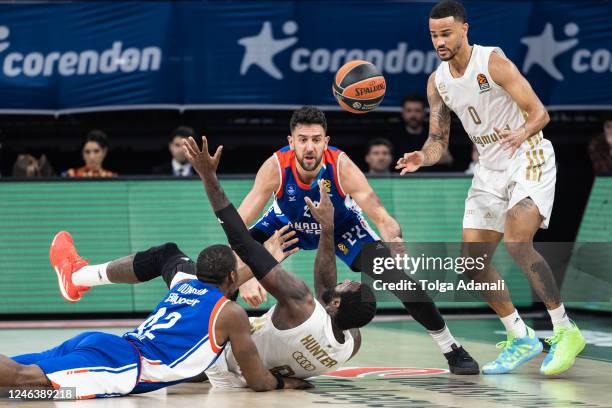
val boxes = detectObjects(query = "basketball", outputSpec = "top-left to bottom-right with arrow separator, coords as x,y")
333,60 -> 386,114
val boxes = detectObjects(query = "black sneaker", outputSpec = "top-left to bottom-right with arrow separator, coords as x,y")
444,344 -> 479,374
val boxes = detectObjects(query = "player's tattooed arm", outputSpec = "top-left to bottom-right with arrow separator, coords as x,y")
305,181 -> 337,301
422,72 -> 451,166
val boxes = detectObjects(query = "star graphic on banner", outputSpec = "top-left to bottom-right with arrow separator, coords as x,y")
520,23 -> 578,81
238,21 -> 297,80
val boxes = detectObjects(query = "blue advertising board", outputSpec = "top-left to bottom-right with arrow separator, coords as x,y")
0,1 -> 609,113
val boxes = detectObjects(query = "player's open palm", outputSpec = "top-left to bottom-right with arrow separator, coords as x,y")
304,180 -> 334,229
264,224 -> 300,262
182,136 -> 223,177
396,151 -> 424,175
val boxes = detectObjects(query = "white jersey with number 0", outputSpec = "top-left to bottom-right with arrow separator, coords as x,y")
434,44 -> 546,171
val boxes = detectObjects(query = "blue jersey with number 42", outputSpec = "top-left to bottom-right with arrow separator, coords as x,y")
124,279 -> 229,391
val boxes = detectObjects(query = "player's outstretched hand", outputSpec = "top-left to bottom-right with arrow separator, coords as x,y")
182,136 -> 223,177
395,151 -> 424,175
264,224 -> 300,262
282,377 -> 314,390
495,126 -> 527,158
304,180 -> 334,229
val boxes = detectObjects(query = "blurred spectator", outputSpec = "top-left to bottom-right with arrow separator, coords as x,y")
365,138 -> 393,175
152,126 -> 196,176
588,115 -> 612,174
465,145 -> 479,175
389,93 -> 453,168
65,130 -> 117,177
12,154 -> 56,177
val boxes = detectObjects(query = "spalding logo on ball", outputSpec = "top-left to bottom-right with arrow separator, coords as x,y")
333,60 -> 386,114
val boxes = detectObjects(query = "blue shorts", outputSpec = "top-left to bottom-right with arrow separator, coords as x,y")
251,210 -> 379,269
12,332 -> 141,399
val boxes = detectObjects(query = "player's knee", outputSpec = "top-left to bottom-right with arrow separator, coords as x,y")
134,242 -> 185,282
160,242 -> 180,255
505,241 -> 534,262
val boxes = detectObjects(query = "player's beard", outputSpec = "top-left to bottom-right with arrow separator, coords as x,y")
296,151 -> 323,172
437,35 -> 463,61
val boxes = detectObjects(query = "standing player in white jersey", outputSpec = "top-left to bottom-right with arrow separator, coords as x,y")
396,0 -> 585,375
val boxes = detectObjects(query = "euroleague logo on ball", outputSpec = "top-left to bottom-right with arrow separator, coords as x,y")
333,60 -> 386,114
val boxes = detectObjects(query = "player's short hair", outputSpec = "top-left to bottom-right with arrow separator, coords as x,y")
83,129 -> 109,150
171,126 -> 195,141
335,284 -> 377,330
366,138 -> 393,155
402,93 -> 426,108
290,106 -> 328,133
429,0 -> 468,23
196,244 -> 236,285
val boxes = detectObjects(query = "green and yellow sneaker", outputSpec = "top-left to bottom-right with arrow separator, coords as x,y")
540,321 -> 586,375
482,327 -> 543,374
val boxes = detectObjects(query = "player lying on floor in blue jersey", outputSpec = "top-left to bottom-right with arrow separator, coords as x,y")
42,136 -> 378,388
0,224 -> 314,396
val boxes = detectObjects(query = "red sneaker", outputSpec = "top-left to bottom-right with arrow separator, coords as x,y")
49,231 -> 90,303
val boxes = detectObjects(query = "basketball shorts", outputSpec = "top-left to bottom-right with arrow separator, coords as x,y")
463,139 -> 556,233
11,332 -> 141,399
251,208 -> 380,269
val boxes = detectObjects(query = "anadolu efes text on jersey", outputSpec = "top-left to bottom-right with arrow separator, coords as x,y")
124,280 -> 229,393
434,45 -> 550,171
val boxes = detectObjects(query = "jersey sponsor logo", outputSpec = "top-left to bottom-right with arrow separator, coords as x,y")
476,73 -> 491,93
300,334 -> 339,368
165,292 -> 201,307
292,351 -> 316,371
176,283 -> 208,296
337,242 -> 350,255
289,221 -> 322,235
324,367 -> 448,378
286,183 -> 297,196
322,179 -> 332,194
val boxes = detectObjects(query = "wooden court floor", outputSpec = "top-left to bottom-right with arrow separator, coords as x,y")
1,315 -> 611,407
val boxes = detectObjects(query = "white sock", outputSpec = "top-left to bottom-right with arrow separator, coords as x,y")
548,304 -> 572,328
500,309 -> 528,338
429,325 -> 460,354
72,262 -> 111,286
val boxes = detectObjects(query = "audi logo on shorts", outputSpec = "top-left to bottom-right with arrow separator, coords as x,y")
292,351 -> 316,371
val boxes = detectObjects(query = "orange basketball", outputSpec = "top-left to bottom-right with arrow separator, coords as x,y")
333,60 -> 386,114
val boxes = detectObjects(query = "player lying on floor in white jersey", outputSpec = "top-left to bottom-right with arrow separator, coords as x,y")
51,136 -> 376,387
396,0 -> 585,376
0,237 -> 312,399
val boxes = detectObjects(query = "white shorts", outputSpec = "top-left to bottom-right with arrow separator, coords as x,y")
463,139 -> 556,233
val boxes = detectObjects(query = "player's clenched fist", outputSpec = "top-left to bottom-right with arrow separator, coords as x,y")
396,151 -> 425,175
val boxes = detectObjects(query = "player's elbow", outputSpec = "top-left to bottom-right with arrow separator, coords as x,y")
248,378 -> 275,392
542,108 -> 550,127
